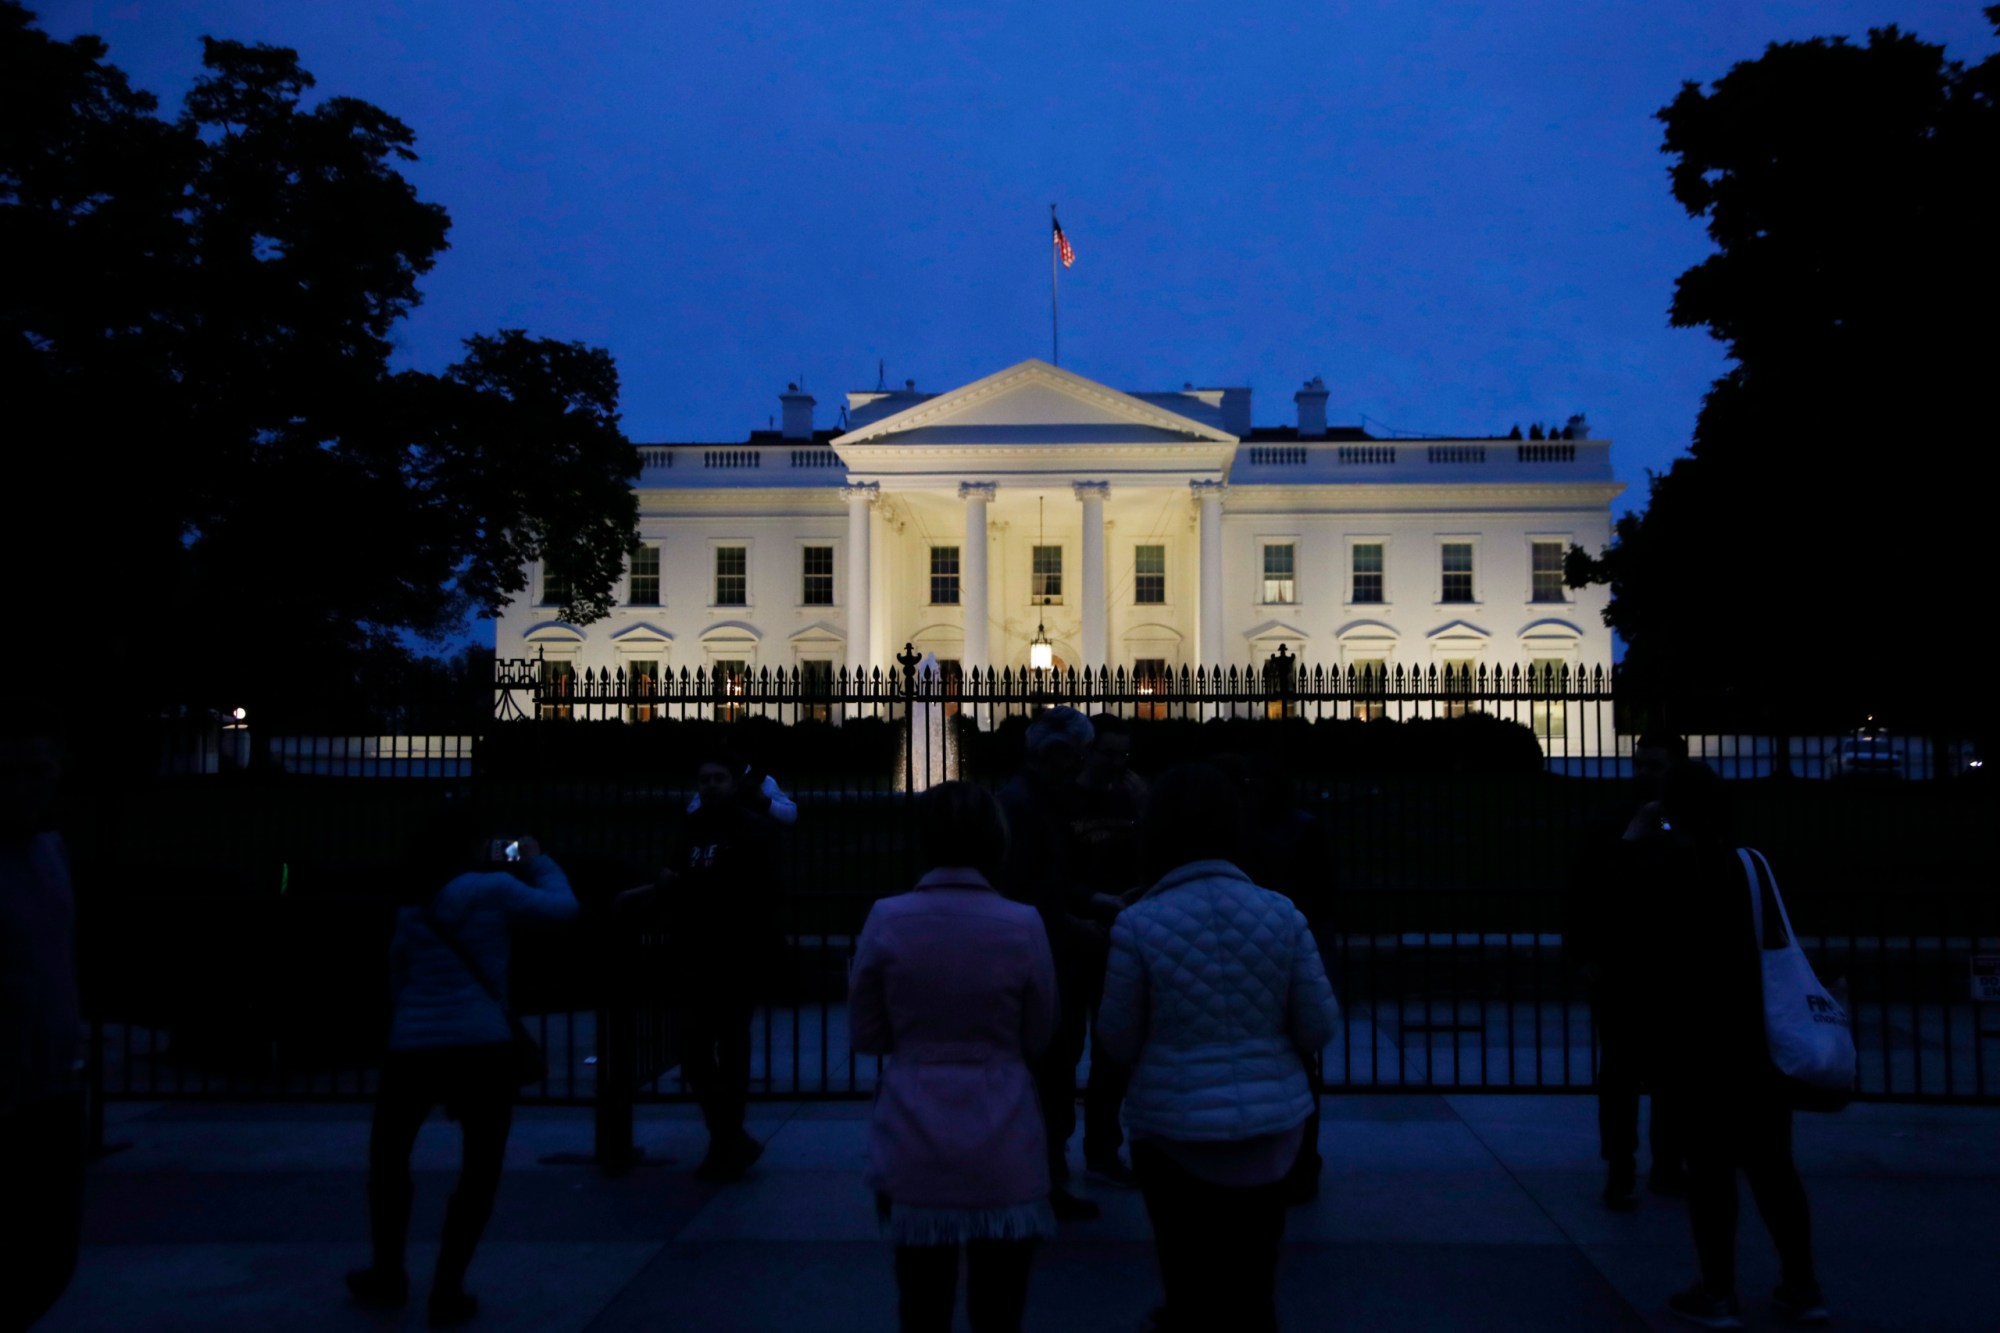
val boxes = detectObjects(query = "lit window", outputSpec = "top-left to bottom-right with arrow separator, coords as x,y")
1440,657 -> 1475,718
800,658 -> 833,723
802,545 -> 834,605
1352,543 -> 1384,604
627,658 -> 659,723
1530,657 -> 1568,740
628,545 -> 660,606
715,546 -> 747,606
537,659 -> 575,721
1135,657 -> 1168,721
1441,543 -> 1474,603
1350,657 -> 1387,722
934,658 -> 964,718
1135,545 -> 1165,604
713,658 -> 746,721
1531,541 -> 1566,603
1262,543 -> 1296,603
931,546 -> 960,604
1033,546 -> 1063,603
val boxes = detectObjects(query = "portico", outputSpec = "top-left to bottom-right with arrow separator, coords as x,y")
830,359 -> 1236,677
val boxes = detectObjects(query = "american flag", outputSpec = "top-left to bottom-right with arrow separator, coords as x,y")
1053,216 -> 1075,268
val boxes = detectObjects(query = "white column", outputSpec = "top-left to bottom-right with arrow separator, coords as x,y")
1192,480 -> 1226,669
959,482 -> 994,672
842,483 -> 878,678
1074,481 -> 1109,672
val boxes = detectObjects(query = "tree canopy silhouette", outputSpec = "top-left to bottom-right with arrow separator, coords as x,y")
2,4 -> 637,722
1571,10 -> 1999,731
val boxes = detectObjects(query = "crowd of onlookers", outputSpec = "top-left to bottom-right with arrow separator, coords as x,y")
1,710 -> 1832,1332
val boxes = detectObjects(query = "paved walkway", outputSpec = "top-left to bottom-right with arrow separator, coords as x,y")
41,1095 -> 2000,1332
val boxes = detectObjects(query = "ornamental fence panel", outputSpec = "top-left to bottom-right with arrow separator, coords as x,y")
75,650 -> 1998,1164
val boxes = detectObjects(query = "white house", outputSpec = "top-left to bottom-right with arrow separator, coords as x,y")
496,359 -> 1621,703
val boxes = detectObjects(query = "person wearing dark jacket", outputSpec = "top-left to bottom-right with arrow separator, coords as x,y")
347,819 -> 578,1326
1568,731 -> 1687,1209
1072,714 -> 1146,1187
1648,762 -> 1826,1330
624,751 -> 784,1181
996,707 -> 1103,1222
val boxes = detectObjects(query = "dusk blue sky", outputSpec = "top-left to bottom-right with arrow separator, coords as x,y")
42,2 -> 1998,652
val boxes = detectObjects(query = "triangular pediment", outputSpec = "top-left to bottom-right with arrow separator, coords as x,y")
610,622 -> 674,646
1244,619 -> 1310,643
833,359 -> 1236,448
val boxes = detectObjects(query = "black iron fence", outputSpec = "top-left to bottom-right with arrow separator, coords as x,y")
76,651 -> 1999,1160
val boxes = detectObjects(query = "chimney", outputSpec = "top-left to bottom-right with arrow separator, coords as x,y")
780,383 -> 815,439
1220,387 -> 1252,438
1294,376 -> 1329,438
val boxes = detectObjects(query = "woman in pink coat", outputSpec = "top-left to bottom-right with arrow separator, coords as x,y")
850,781 -> 1059,1333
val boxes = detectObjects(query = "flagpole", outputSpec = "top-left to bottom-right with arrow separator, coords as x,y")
1050,202 -> 1059,367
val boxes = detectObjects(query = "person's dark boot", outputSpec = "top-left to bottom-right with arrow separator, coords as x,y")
1603,1157 -> 1639,1212
431,1188 -> 493,1324
350,1173 -> 414,1307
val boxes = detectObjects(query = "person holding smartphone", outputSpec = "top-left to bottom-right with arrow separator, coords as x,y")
347,817 -> 576,1327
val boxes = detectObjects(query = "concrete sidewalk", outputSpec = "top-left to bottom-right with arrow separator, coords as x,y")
40,1095 -> 2000,1332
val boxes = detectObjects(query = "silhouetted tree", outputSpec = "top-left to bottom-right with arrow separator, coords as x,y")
2,5 -> 637,721
1571,10 -> 2000,731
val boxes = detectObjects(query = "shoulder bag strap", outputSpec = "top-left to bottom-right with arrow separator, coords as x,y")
1737,848 -> 1763,946
1749,848 -> 1796,948
423,901 -> 517,1020
1737,847 -> 1791,950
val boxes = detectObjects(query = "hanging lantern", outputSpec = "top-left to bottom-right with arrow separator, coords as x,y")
1030,625 -> 1053,672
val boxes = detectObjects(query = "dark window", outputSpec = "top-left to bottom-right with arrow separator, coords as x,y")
1531,541 -> 1566,603
541,563 -> 570,608
715,546 -> 747,606
1352,543 -> 1384,603
930,546 -> 960,604
1134,545 -> 1165,604
1032,546 -> 1063,603
802,545 -> 834,605
1441,543 -> 1474,603
628,545 -> 660,606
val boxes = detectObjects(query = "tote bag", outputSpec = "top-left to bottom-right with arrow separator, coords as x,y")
1740,848 -> 1855,1111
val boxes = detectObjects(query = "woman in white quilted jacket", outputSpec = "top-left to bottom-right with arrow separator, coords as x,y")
1096,762 -> 1339,1333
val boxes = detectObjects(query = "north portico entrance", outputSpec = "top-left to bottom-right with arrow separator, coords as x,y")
832,359 -> 1238,677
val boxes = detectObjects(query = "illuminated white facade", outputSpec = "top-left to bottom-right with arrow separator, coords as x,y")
494,359 -> 1622,691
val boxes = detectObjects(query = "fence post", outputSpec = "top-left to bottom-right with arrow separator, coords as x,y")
897,643 -> 922,794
